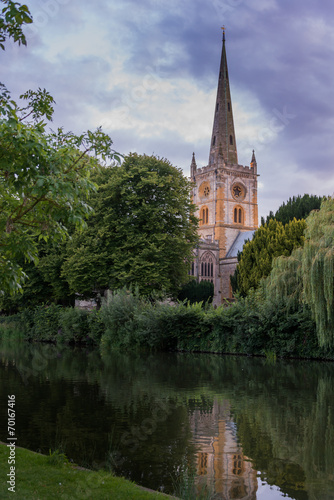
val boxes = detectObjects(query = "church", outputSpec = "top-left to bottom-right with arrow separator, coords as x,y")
190,29 -> 259,306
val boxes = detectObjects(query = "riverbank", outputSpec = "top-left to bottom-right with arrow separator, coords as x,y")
1,288 -> 334,360
0,443 -> 174,499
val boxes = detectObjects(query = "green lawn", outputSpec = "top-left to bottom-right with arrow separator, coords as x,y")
0,443 -> 175,499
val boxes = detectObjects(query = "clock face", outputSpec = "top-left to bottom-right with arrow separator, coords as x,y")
204,186 -> 210,197
232,183 -> 245,201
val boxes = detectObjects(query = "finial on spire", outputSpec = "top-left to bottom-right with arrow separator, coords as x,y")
190,152 -> 197,177
221,26 -> 225,42
251,149 -> 257,165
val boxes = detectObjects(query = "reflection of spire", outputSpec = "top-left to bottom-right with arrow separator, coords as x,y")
209,29 -> 238,166
189,400 -> 258,499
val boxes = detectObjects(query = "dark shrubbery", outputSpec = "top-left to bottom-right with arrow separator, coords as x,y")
0,305 -> 104,345
0,287 -> 332,360
98,288 -> 327,358
177,279 -> 214,305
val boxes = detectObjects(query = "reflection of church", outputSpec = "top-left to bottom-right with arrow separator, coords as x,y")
190,30 -> 259,305
189,399 -> 258,499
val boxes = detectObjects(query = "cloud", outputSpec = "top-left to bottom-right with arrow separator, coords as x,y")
2,0 -> 334,221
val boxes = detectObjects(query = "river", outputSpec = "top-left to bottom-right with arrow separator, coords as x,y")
1,340 -> 333,499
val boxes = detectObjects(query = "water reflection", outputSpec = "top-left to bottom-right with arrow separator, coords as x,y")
0,340 -> 334,499
190,401 -> 257,499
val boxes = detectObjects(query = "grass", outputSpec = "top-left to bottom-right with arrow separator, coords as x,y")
0,443 -> 175,499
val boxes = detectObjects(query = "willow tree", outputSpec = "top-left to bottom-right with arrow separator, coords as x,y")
263,247 -> 304,313
301,197 -> 334,347
235,218 -> 306,296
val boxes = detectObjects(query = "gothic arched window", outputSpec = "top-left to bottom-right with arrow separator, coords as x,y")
200,207 -> 209,225
200,252 -> 215,282
234,206 -> 244,225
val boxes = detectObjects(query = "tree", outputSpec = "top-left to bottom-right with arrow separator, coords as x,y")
261,194 -> 323,226
0,0 -> 32,50
0,85 -> 119,295
0,0 -> 121,295
62,154 -> 199,299
234,218 -> 306,296
301,197 -> 334,347
177,279 -> 214,305
258,197 -> 334,348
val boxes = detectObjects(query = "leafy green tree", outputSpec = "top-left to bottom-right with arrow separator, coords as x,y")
258,197 -> 334,347
0,0 -> 32,50
0,86 -> 118,295
62,154 -> 199,299
301,197 -> 334,347
234,218 -> 306,296
261,194 -> 323,226
177,279 -> 214,305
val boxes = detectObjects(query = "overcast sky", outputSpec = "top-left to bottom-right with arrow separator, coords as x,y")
2,0 -> 334,219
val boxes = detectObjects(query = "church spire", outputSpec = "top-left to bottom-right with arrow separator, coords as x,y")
209,28 -> 238,166
190,152 -> 197,177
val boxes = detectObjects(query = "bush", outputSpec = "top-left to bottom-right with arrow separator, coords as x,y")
100,288 -> 150,349
86,309 -> 105,344
177,280 -> 214,305
58,308 -> 105,345
31,304 -> 63,342
99,288 -> 213,352
58,308 -> 90,343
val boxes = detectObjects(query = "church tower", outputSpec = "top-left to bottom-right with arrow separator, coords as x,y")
191,29 -> 259,302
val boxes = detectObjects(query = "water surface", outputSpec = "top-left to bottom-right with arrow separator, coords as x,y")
1,341 -> 333,499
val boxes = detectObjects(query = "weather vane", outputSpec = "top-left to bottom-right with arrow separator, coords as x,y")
221,26 -> 225,40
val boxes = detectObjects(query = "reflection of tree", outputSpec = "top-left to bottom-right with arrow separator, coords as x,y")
1,342 -> 334,498
0,343 -> 197,493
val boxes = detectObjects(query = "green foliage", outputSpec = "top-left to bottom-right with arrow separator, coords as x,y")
0,239 -> 76,314
86,309 -> 105,344
0,85 -> 119,295
260,197 -> 334,348
0,0 -> 32,50
58,308 -> 104,345
63,154 -> 199,299
97,288 -> 322,358
58,308 -> 91,344
100,288 -> 151,350
1,304 -> 104,344
301,197 -> 334,347
177,279 -> 214,305
234,218 -> 306,296
100,289 -> 211,352
263,247 -> 304,313
47,449 -> 69,466
154,301 -> 209,351
262,194 -> 323,226
29,304 -> 62,342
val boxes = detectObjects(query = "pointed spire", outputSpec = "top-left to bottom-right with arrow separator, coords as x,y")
209,28 -> 238,166
218,142 -> 225,167
251,149 -> 257,165
190,152 -> 197,177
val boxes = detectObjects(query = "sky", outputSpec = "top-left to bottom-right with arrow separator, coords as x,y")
2,0 -> 334,219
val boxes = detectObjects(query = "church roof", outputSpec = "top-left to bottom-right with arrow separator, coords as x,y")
225,230 -> 255,258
